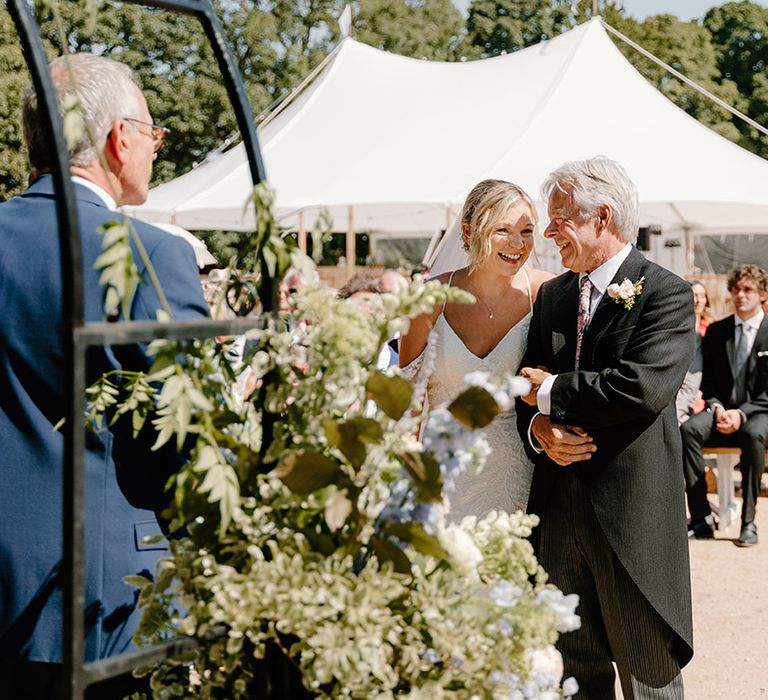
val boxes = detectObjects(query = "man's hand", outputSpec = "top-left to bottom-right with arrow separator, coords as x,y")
714,405 -> 742,434
519,366 -> 552,406
531,414 -> 596,466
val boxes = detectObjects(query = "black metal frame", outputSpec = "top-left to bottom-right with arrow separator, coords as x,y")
5,0 -> 268,696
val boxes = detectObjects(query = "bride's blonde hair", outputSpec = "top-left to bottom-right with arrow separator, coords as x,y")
461,179 -> 537,272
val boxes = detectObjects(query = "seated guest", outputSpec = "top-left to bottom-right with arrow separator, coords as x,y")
0,54 -> 208,697
676,280 -> 711,423
681,265 -> 768,546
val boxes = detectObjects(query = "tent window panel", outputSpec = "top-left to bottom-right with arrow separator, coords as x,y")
305,232 -> 370,267
695,235 -> 768,275
374,238 -> 430,268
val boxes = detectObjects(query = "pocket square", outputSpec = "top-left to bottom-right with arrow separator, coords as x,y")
757,350 -> 768,358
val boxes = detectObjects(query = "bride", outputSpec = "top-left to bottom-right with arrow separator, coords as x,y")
400,179 -> 552,520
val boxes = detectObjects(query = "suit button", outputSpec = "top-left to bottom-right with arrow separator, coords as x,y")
555,410 -> 565,419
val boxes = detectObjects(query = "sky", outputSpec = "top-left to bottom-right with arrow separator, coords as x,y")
452,0 -> 768,21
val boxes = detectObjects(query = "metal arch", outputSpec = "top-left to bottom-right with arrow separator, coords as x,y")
5,0 -> 269,696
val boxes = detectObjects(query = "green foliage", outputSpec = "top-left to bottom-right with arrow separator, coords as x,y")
365,371 -> 413,421
464,0 -> 576,58
94,220 -> 142,319
704,1 -> 768,155
354,0 -> 464,59
448,385 -> 500,429
76,143 -> 578,693
0,3 -> 30,200
607,11 -> 744,143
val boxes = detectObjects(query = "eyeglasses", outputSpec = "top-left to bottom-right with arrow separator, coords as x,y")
124,117 -> 170,152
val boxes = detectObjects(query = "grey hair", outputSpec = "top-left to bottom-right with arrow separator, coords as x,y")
22,53 -> 141,169
541,156 -> 640,244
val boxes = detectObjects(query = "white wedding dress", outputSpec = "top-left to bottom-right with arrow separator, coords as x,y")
408,269 -> 535,521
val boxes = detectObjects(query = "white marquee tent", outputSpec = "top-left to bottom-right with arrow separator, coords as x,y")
130,18 -> 768,273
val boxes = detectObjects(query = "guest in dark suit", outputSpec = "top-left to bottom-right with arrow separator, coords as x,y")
682,264 -> 768,547
518,157 -> 695,699
0,53 -> 208,696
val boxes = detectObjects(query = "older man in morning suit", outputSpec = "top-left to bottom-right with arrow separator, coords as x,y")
518,157 -> 695,699
682,264 -> 768,547
0,54 -> 208,697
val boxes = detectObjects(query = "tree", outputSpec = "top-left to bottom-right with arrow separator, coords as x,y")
0,4 -> 32,200
354,0 -> 464,60
704,1 -> 768,155
609,13 -> 743,143
463,0 -> 577,58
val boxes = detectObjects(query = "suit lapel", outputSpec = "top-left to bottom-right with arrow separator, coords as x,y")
585,247 -> 645,348
726,317 -> 737,378
747,315 -> 768,378
550,273 -> 579,371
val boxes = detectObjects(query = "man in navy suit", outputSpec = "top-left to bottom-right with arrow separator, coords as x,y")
0,53 -> 208,697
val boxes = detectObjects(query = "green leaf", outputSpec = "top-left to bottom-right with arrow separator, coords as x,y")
370,536 -> 412,575
448,386 -> 500,429
365,371 -> 413,420
272,452 -> 344,494
195,445 -> 240,534
302,528 -> 336,556
323,417 -> 382,468
123,574 -> 153,590
402,452 -> 443,502
383,521 -> 449,559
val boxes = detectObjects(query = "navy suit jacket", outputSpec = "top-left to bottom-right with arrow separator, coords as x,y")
0,176 -> 208,663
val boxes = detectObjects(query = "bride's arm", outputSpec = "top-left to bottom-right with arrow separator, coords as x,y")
399,310 -> 437,368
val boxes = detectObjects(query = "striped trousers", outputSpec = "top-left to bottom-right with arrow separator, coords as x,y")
538,471 -> 684,700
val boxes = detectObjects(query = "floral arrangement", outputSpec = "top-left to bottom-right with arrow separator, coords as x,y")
89,186 -> 579,699
606,276 -> 644,310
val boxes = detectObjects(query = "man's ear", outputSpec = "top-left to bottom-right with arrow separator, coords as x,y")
596,204 -> 613,231
104,119 -> 129,167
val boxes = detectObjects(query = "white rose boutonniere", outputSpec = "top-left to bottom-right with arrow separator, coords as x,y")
607,276 -> 644,310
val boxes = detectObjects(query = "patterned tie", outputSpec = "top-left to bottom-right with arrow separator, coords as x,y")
575,275 -> 592,369
731,323 -> 750,405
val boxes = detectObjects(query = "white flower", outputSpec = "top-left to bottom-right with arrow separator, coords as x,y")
488,579 -> 524,608
438,523 -> 483,578
525,645 -> 563,687
562,676 -> 579,697
537,589 -> 581,632
606,276 -> 644,310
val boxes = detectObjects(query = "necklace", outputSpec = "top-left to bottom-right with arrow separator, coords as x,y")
474,292 -> 497,320
467,283 -> 510,320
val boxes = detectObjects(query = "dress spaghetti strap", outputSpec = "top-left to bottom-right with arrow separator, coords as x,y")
441,270 -> 457,314
522,268 -> 533,314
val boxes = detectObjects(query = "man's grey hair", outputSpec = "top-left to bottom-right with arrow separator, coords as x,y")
541,156 -> 640,244
22,53 -> 141,169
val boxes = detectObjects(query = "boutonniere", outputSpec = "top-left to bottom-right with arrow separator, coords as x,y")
607,276 -> 644,311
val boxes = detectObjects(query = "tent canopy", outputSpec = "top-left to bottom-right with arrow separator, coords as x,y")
131,18 -> 768,244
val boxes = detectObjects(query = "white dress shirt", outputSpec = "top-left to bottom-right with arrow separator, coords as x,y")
734,308 -> 764,357
537,243 -> 633,415
71,176 -> 117,211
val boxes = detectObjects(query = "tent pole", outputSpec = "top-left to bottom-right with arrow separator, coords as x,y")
298,212 -> 307,254
593,0 -> 598,15
346,206 -> 355,278
685,227 -> 695,275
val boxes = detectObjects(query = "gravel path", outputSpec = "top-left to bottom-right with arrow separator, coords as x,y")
683,493 -> 768,699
